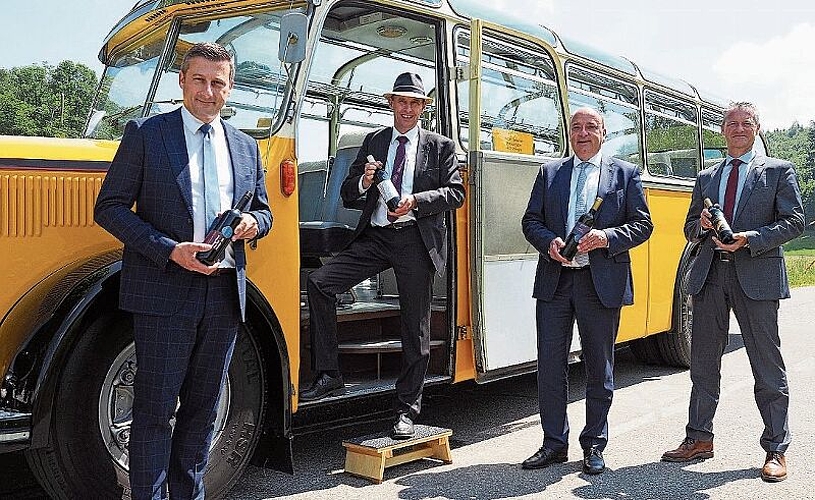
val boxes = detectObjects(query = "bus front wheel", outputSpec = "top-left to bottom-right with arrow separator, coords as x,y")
25,312 -> 266,499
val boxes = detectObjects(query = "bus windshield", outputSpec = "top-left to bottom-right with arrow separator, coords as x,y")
87,9 -> 301,139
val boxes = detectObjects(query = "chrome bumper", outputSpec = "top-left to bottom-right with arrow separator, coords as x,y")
0,410 -> 31,452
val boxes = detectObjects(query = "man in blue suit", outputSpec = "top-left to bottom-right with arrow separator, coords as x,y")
521,107 -> 652,475
662,102 -> 804,482
94,42 -> 272,499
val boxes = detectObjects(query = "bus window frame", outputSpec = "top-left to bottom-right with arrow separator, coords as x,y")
453,24 -> 566,158
643,89 -> 702,179
564,61 -> 644,169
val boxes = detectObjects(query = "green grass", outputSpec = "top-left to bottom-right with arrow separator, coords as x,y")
784,232 -> 815,287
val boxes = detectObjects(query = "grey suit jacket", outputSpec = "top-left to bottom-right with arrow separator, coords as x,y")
339,127 -> 465,274
94,108 -> 272,319
684,154 -> 804,301
522,156 -> 653,309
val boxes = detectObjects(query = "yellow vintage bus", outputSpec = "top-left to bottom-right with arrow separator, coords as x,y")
0,0 -> 766,497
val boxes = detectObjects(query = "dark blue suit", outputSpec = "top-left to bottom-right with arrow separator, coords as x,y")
94,108 -> 271,499
522,156 -> 652,452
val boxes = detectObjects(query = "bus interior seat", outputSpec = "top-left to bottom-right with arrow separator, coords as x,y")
299,130 -> 371,261
298,159 -> 330,222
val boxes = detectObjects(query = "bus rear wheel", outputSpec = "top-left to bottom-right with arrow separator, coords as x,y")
630,254 -> 693,368
25,312 -> 265,499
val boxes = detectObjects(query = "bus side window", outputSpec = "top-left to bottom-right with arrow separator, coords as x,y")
566,64 -> 642,169
455,30 -> 564,157
644,91 -> 700,179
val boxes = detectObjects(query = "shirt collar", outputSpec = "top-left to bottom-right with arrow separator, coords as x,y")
726,149 -> 755,167
573,151 -> 602,169
181,105 -> 222,137
391,125 -> 420,144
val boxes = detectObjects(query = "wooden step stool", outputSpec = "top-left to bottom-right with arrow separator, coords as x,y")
342,425 -> 452,484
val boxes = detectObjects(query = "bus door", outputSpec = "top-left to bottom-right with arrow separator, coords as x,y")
458,20 -> 568,381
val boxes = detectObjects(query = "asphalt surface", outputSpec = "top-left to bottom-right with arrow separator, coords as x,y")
3,286 -> 814,499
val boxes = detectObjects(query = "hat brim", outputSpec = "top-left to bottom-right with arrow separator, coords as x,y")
384,91 -> 433,102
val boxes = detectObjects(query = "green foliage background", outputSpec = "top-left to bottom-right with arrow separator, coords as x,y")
0,61 -> 98,138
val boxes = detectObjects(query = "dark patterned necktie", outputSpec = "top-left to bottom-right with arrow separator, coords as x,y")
723,158 -> 743,223
387,136 -> 408,222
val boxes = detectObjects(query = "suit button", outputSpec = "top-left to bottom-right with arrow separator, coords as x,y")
187,218 -> 193,224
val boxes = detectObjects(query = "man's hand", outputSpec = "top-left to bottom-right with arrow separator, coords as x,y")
577,228 -> 608,253
700,208 -> 714,231
387,195 -> 416,219
362,158 -> 382,190
548,237 -> 569,264
713,232 -> 749,252
232,213 -> 259,241
170,242 -> 219,274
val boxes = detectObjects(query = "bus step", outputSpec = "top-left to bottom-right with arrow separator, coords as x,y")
342,425 -> 452,483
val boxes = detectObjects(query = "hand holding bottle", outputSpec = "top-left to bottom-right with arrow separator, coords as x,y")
367,155 -> 401,211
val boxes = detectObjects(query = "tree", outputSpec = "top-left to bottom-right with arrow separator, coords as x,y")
0,61 -> 98,138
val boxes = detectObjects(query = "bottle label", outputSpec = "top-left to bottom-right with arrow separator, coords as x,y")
377,180 -> 399,201
572,221 -> 590,242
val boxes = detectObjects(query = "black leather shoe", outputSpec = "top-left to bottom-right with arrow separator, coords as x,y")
582,447 -> 605,475
521,446 -> 568,469
391,414 -> 415,440
299,372 -> 345,401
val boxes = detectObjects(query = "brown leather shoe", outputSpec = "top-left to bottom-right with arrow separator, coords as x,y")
661,437 -> 714,462
761,452 -> 787,482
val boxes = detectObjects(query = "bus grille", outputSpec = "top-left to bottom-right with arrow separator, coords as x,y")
0,174 -> 103,237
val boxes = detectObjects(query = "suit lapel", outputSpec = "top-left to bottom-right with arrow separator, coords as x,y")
163,108 -> 193,216
735,155 -> 766,221
704,160 -> 726,204
414,130 -> 430,180
597,157 -> 614,203
557,157 -> 575,228
222,120 -> 246,205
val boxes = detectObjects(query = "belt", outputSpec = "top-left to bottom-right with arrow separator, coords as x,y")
377,220 -> 417,230
561,265 -> 590,271
714,251 -> 734,262
210,267 -> 236,276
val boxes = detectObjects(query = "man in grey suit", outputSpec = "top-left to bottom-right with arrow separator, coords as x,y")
662,102 -> 804,483
521,107 -> 653,475
300,73 -> 465,439
95,43 -> 271,499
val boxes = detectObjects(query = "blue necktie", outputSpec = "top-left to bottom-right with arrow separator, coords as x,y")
199,123 -> 220,229
573,162 -> 590,267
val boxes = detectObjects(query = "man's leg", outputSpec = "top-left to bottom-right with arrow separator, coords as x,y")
389,226 -> 435,419
574,269 -> 620,452
129,286 -> 204,500
686,262 -> 731,442
168,273 -> 240,500
306,232 -> 390,373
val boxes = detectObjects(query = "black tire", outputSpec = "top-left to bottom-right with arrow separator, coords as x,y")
26,312 -> 266,499
630,250 -> 694,368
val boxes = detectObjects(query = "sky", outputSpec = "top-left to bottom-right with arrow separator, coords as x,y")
2,0 -> 815,129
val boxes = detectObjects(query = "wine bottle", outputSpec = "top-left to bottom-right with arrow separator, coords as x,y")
561,197 -> 604,261
703,198 -> 735,244
196,190 -> 254,266
367,154 -> 400,211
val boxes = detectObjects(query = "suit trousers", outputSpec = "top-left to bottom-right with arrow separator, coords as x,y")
129,272 -> 240,500
686,258 -> 790,452
307,224 -> 435,419
536,267 -> 620,452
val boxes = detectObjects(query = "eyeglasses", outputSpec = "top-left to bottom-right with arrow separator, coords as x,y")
571,123 -> 602,133
724,120 -> 757,130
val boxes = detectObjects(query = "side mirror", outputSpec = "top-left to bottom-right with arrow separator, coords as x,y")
278,12 -> 307,63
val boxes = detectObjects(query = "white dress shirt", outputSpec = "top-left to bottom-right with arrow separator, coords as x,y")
180,105 -> 235,267
360,125 -> 420,226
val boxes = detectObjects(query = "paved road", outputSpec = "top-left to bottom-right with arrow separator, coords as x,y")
4,287 -> 814,499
